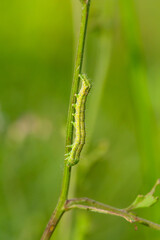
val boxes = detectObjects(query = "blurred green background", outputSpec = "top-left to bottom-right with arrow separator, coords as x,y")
0,0 -> 160,239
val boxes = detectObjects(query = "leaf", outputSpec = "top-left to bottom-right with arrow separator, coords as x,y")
126,179 -> 160,211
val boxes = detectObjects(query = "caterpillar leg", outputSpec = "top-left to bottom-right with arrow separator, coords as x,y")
64,153 -> 70,156
66,144 -> 73,148
72,103 -> 76,108
74,93 -> 79,98
71,121 -> 76,127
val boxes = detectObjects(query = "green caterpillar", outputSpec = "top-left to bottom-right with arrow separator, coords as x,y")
65,74 -> 91,167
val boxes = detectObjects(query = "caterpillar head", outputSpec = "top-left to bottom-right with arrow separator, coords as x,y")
79,74 -> 91,94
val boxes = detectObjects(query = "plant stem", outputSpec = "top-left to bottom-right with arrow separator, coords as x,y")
65,198 -> 160,231
66,0 -> 91,148
41,1 -> 91,240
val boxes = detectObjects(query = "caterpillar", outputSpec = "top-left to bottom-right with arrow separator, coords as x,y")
65,74 -> 91,167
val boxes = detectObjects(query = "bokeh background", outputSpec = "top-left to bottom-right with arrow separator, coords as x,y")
0,0 -> 160,239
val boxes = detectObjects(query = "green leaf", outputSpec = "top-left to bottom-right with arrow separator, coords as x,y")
126,179 -> 160,211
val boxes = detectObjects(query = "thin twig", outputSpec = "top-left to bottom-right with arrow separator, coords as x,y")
40,1 -> 91,240
65,198 -> 160,231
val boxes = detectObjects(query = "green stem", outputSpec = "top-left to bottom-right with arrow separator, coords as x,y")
65,198 -> 160,231
40,1 -> 91,240
66,0 -> 91,148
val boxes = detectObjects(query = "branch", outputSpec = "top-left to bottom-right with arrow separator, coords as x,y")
40,1 -> 91,240
65,198 -> 160,231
